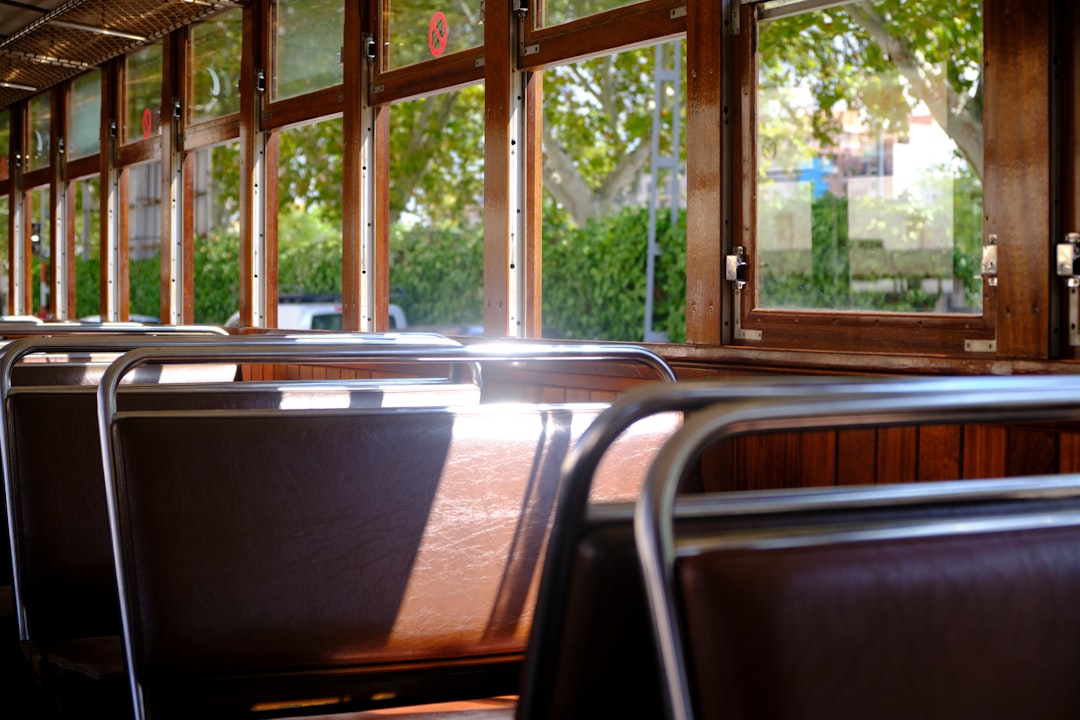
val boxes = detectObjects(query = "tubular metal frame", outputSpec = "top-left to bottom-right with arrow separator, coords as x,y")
0,329 -> 228,643
517,373 -> 1080,720
634,383 -> 1080,720
94,337 -> 675,720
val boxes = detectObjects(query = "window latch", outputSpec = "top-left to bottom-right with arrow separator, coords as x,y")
1057,232 -> 1080,287
981,234 -> 998,287
363,33 -> 376,61
726,246 -> 748,291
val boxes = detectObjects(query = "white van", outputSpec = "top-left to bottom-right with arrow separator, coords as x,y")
225,299 -> 407,330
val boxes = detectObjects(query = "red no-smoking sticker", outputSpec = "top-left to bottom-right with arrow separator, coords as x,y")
429,12 -> 449,57
141,108 -> 153,138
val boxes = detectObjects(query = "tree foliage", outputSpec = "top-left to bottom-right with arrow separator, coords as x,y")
759,0 -> 983,178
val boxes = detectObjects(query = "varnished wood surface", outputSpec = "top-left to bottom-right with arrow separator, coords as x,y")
985,0 -> 1052,358
684,0 -> 725,345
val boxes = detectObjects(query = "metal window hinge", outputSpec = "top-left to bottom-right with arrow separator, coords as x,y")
1058,232 -> 1080,287
363,33 -> 376,61
981,234 -> 998,287
255,69 -> 266,94
726,246 -> 748,291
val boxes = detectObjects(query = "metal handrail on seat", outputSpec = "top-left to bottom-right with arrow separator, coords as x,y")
635,381 -> 1080,720
0,329 -> 230,644
94,336 -> 674,720
517,373 -> 1080,720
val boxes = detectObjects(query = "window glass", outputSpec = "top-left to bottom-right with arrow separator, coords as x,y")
0,110 -> 10,180
276,118 -> 343,323
541,42 -> 687,341
755,0 -> 983,314
26,93 -> 51,172
69,70 -> 102,159
194,142 -> 241,324
190,9 -> 243,123
74,177 -> 101,319
0,196 -> 8,311
125,44 -> 163,144
128,161 -> 161,320
29,187 -> 50,317
540,0 -> 643,27
271,0 -> 344,101
389,86 -> 484,332
384,0 -> 481,70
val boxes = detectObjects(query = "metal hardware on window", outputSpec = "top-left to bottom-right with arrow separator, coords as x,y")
255,69 -> 266,94
981,234 -> 998,287
1057,232 -> 1080,288
109,121 -> 117,139
726,246 -> 748,291
57,138 -> 64,156
363,33 -> 376,61
514,0 -> 528,17
172,98 -> 181,120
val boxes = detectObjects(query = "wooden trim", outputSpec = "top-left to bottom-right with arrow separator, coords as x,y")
373,104 -> 390,331
49,84 -> 62,319
372,54 -> 484,107
342,0 -> 363,331
64,155 -> 98,181
20,187 -> 30,313
483,0 -> 512,335
63,174 -> 76,316
20,167 -> 49,189
160,31 -> 180,324
523,69 -> 543,337
183,115 -> 240,150
986,0 -> 1052,358
655,340 -> 1080,376
684,0 -> 726,345
262,86 -> 343,131
239,0 -> 263,328
519,0 -> 687,71
1060,0 -> 1080,360
182,149 -> 195,323
98,61 -> 115,318
116,140 -> 161,167
264,130 -> 279,328
117,166 -> 130,320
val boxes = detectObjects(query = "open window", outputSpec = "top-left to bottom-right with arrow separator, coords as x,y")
731,0 -> 991,355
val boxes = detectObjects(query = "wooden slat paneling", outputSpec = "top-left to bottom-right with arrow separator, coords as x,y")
837,428 -> 877,485
876,426 -> 918,484
917,425 -> 962,482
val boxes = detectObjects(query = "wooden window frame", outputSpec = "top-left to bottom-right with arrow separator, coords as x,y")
724,0 -> 1052,360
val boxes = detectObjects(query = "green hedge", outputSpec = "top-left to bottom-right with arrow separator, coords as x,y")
67,209 -> 689,340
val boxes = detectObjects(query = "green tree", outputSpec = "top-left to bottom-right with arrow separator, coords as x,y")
759,0 -> 983,179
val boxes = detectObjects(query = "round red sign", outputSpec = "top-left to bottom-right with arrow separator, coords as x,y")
429,12 -> 449,57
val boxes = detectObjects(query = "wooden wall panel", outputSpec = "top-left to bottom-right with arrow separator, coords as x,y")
1005,427 -> 1059,476
1060,432 -> 1080,472
875,426 -> 918,485
837,428 -> 877,485
797,430 -> 837,488
917,425 -> 962,481
962,424 -> 1008,478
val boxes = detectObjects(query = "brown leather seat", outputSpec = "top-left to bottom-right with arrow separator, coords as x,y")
105,402 -> 674,718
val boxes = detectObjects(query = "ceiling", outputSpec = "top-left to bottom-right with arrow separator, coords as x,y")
0,0 -> 244,110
